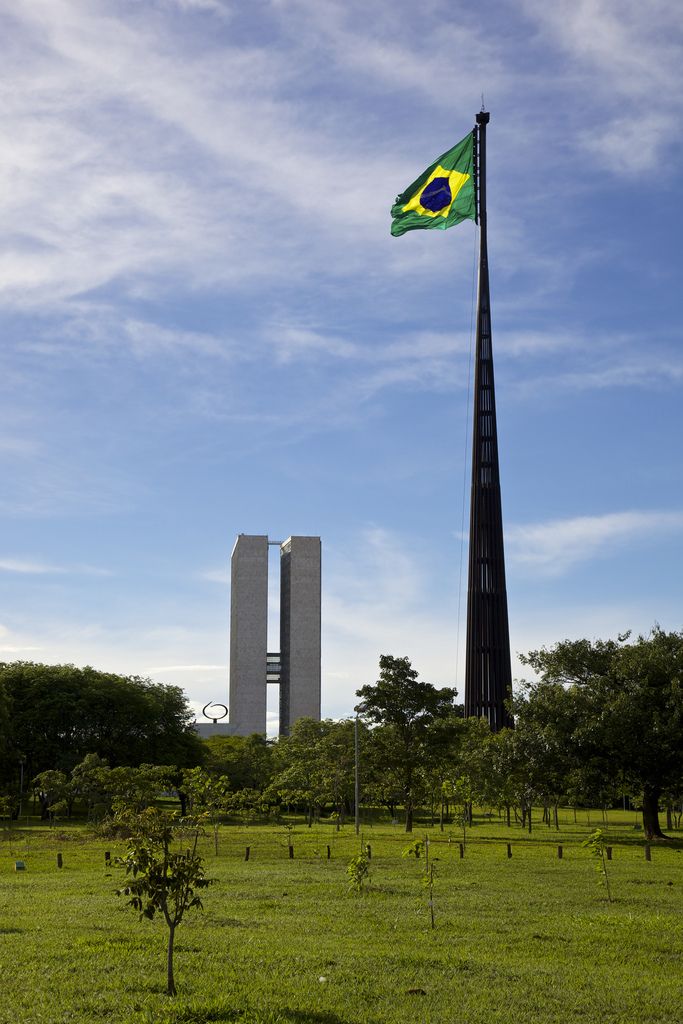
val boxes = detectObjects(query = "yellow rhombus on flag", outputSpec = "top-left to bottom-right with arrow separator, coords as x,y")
391,131 -> 476,237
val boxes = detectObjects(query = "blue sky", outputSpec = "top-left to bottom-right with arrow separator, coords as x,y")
1,0 -> 682,732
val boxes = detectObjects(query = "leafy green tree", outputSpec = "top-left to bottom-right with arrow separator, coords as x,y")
267,718 -> 330,823
115,808 -> 212,996
32,769 -> 73,821
521,628 -> 683,839
180,767 -> 230,852
202,733 -> 273,792
447,716 -> 492,822
266,718 -> 357,825
417,713 -> 466,829
317,718 -> 357,826
0,676 -> 18,806
69,753 -> 111,819
106,765 -> 174,814
0,661 -> 204,778
355,656 -> 457,832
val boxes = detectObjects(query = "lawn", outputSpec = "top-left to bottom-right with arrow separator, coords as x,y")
1,810 -> 682,1024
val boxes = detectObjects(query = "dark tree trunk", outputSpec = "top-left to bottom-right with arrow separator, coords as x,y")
176,790 -> 188,816
167,923 -> 177,996
642,785 -> 666,840
404,775 -> 413,832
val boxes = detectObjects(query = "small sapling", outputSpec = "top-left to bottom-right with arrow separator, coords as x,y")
582,828 -> 613,903
114,808 -> 213,996
346,850 -> 370,894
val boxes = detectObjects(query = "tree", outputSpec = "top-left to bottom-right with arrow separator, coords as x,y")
180,767 -> 230,852
202,733 -> 273,792
355,656 -> 457,831
115,808 -> 212,996
32,769 -> 73,822
521,628 -> 683,839
0,675 -> 17,804
69,753 -> 111,819
0,662 -> 204,779
267,718 -> 331,824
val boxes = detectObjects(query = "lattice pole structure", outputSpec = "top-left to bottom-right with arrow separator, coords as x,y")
463,111 -> 513,731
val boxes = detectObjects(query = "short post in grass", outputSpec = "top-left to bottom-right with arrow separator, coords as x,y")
507,843 -> 512,858
582,828 -> 612,903
645,845 -> 651,862
245,846 -> 250,861
326,845 -> 331,860
606,847 -> 612,861
57,853 -> 63,868
459,842 -> 464,859
557,846 -> 563,859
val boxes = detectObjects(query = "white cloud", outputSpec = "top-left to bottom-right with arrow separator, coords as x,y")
199,568 -> 230,584
0,645 -> 43,653
146,664 -> 225,673
0,559 -> 62,574
508,510 -> 683,576
522,0 -> 683,173
0,558 -> 112,576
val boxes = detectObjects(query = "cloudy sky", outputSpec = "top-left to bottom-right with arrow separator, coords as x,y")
1,0 -> 682,731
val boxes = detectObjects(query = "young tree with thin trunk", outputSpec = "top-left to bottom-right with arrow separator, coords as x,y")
115,808 -> 212,996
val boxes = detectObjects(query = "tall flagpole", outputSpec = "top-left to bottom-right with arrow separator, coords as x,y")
463,110 -> 513,731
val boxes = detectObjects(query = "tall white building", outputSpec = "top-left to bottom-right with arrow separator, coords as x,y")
228,534 -> 321,736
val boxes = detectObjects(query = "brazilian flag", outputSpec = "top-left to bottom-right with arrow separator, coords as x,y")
391,131 -> 476,237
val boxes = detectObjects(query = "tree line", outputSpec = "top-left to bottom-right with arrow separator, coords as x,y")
2,628 -> 683,840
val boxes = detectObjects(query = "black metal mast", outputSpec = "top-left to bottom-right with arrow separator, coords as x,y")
463,110 -> 513,731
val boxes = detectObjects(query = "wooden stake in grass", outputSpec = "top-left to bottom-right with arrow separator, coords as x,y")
582,828 -> 612,903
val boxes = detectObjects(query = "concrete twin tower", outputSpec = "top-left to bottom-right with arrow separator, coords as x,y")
229,534 -> 321,736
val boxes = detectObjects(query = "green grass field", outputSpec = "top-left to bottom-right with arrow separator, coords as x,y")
1,811 -> 682,1024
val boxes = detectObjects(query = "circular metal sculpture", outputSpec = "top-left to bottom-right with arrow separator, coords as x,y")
202,702 -> 228,724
